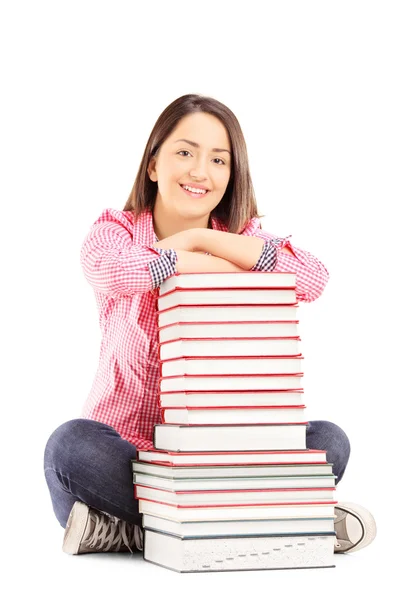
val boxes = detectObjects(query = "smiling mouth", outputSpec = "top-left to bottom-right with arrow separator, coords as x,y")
179,184 -> 210,197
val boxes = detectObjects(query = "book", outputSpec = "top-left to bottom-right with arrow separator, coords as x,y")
157,305 -> 300,328
160,405 -> 307,425
159,271 -> 297,293
158,321 -> 300,343
138,499 -> 338,521
133,472 -> 336,491
158,389 -> 305,408
132,458 -> 333,475
153,423 -> 308,452
134,484 -> 336,505
157,288 -> 297,311
136,448 -> 328,467
160,356 -> 304,377
137,270 -> 336,572
159,373 -> 304,392
158,337 -> 302,360
142,513 -> 336,537
143,529 -> 336,572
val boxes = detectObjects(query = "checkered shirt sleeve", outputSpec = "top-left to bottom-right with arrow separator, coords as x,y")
148,248 -> 178,289
250,240 -> 277,272
250,231 -> 329,302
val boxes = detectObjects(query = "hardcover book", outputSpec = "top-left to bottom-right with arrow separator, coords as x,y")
157,304 -> 300,328
143,529 -> 336,572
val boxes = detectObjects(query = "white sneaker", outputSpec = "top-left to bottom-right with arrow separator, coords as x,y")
334,501 -> 377,553
62,501 -> 143,555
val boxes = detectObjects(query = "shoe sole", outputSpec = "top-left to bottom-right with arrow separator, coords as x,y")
335,502 -> 377,553
62,502 -> 90,555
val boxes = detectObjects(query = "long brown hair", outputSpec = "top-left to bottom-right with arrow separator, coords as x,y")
123,93 -> 265,234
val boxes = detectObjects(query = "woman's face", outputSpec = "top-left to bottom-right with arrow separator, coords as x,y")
148,112 -> 232,222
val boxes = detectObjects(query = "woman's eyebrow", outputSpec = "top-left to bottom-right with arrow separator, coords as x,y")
173,138 -> 231,155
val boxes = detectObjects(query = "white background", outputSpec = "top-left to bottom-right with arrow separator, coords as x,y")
1,0 -> 398,597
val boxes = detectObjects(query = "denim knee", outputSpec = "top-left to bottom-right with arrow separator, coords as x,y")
44,418 -> 102,471
307,420 -> 351,483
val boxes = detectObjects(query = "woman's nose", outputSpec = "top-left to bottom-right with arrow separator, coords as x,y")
189,162 -> 209,180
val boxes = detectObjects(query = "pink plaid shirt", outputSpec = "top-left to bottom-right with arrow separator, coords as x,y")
80,208 -> 329,449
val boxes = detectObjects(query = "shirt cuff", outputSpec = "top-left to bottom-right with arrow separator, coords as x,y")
270,234 -> 293,250
148,247 -> 178,289
250,240 -> 278,272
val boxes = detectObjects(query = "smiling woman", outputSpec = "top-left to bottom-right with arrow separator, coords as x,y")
124,94 -> 264,238
43,93 -> 376,560
146,111 -> 233,240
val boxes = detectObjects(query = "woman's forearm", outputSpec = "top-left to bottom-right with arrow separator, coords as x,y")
175,249 -> 248,273
152,229 -> 194,251
194,229 -> 266,270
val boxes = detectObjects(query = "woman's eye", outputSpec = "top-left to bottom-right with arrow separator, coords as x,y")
177,151 -> 225,165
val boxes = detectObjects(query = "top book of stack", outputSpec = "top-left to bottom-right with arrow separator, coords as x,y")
157,272 -> 297,312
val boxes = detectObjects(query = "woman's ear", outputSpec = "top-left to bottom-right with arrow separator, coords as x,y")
147,157 -> 158,182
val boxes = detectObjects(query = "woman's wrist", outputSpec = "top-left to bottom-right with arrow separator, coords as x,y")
191,227 -> 210,252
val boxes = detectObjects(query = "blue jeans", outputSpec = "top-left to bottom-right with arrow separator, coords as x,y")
43,419 -> 351,529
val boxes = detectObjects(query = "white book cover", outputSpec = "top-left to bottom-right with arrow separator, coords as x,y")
158,337 -> 301,361
159,373 -> 304,392
136,448 -> 327,466
153,423 -> 307,452
138,499 -> 338,521
157,289 -> 297,311
160,355 -> 304,377
132,459 -> 333,477
133,472 -> 336,491
157,305 -> 300,327
158,389 -> 304,408
135,484 -> 336,505
158,321 -> 300,343
143,530 -> 336,572
142,513 -> 336,538
159,271 -> 297,294
160,405 -> 307,425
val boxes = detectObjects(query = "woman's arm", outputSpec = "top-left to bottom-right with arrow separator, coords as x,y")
175,249 -> 248,273
193,229 -> 269,270
192,228 -> 329,303
152,230 -> 196,252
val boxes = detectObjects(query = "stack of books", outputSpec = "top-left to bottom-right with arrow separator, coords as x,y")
132,271 -> 337,572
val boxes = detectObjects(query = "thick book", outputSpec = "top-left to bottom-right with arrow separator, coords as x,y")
160,355 -> 304,377
159,373 -> 304,393
133,472 -> 336,492
153,423 -> 308,452
158,337 -> 302,361
134,484 -> 336,505
132,458 -> 333,476
142,513 -> 336,538
159,271 -> 297,294
157,304 -> 300,328
158,321 -> 300,344
136,448 -> 328,467
160,405 -> 307,425
138,499 -> 338,521
143,529 -> 336,572
157,289 -> 297,311
158,389 -> 304,408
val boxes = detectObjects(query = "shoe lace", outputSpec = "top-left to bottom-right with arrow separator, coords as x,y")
86,512 -> 143,553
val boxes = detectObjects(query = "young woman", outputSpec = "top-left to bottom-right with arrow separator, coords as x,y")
44,94 -> 376,556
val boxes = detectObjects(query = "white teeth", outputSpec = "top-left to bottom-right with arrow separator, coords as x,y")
182,185 -> 207,194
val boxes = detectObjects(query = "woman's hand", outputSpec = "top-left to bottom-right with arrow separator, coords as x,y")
152,229 -> 199,252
